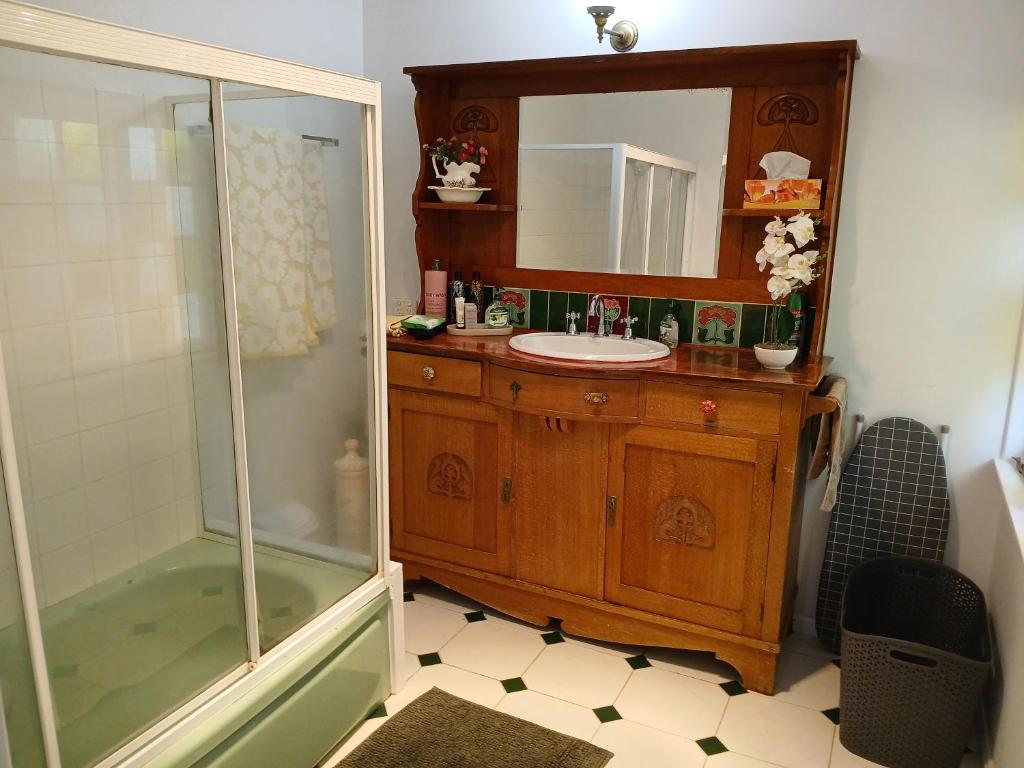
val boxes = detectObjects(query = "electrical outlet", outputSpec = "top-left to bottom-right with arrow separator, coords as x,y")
391,297 -> 417,316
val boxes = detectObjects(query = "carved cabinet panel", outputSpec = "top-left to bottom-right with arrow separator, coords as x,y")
605,425 -> 777,635
388,389 -> 512,574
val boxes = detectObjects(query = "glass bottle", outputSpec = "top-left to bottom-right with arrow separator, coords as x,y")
659,301 -> 679,348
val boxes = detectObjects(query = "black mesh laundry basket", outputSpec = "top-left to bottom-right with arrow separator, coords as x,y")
839,557 -> 990,768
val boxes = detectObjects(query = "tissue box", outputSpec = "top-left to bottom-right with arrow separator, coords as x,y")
743,178 -> 822,210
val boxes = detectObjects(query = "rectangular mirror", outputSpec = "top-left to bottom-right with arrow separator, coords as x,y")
517,88 -> 731,278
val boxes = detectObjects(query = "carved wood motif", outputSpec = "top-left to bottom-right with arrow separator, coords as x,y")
655,495 -> 716,549
452,105 -> 499,143
427,452 -> 473,500
756,92 -> 820,155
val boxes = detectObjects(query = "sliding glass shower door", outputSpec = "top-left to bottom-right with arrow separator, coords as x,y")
0,20 -> 385,768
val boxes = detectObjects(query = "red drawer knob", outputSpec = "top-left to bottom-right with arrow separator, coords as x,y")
699,399 -> 718,417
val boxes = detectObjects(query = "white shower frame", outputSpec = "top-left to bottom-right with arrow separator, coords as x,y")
518,143 -> 698,275
0,3 -> 392,768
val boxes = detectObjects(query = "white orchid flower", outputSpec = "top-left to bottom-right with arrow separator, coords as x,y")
764,216 -> 787,236
802,250 -> 820,264
767,275 -> 792,301
788,253 -> 810,270
755,247 -> 771,272
786,211 -> 816,248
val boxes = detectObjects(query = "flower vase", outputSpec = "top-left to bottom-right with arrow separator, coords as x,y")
432,157 -> 480,188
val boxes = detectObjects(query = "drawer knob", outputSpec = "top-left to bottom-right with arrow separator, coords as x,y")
699,399 -> 718,418
584,392 -> 609,405
421,366 -> 435,381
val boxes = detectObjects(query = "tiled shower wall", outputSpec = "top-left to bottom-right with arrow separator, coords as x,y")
0,72 -> 202,611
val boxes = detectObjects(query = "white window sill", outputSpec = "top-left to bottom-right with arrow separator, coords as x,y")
994,458 -> 1024,557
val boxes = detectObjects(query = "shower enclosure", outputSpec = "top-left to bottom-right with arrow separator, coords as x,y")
518,143 -> 698,276
0,4 -> 390,768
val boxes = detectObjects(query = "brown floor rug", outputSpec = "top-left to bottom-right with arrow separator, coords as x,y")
338,687 -> 613,768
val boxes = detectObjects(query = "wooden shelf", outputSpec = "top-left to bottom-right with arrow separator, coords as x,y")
723,208 -> 825,218
419,201 -> 516,212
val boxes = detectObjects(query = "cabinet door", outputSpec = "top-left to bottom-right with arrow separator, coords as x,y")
511,414 -> 608,598
389,389 -> 511,574
605,425 -> 776,635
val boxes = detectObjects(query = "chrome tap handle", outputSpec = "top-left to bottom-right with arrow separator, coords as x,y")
565,311 -> 580,336
588,295 -> 608,337
622,315 -> 638,340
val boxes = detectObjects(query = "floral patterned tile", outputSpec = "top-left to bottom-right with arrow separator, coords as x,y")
496,287 -> 530,327
585,295 -> 628,335
692,302 -> 742,347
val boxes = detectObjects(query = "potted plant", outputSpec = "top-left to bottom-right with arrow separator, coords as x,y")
424,136 -> 490,203
753,211 -> 823,369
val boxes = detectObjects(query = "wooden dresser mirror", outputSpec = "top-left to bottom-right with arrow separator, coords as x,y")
405,41 -> 858,354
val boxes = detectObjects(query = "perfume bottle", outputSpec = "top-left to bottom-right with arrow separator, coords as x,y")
659,301 -> 679,348
470,271 -> 485,323
447,270 -> 464,324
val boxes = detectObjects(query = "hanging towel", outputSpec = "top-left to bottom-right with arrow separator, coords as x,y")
225,123 -> 338,358
807,375 -> 847,511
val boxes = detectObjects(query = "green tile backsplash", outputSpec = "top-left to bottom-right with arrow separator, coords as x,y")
489,286 -> 781,349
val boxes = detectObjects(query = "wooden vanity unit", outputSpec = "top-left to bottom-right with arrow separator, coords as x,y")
391,41 -> 857,693
388,333 -> 831,693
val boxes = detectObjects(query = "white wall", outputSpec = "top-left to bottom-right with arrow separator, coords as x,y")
27,0 -> 364,76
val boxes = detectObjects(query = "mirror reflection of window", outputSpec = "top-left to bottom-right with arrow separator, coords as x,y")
517,88 -> 731,278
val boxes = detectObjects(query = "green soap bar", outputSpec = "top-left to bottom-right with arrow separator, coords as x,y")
401,315 -> 445,329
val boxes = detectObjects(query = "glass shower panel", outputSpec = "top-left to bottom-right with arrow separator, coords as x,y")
621,158 -> 652,274
220,87 -> 377,652
0,47 -> 247,768
646,165 -> 673,276
0,467 -> 44,768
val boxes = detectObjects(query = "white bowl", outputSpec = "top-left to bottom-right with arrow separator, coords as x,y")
754,343 -> 799,370
429,186 -> 490,204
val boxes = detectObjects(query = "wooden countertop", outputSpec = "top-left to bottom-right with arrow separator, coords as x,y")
387,329 -> 831,391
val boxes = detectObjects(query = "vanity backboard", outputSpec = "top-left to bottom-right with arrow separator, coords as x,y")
405,41 -> 858,354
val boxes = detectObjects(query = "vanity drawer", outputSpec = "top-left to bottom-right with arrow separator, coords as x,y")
644,381 -> 782,435
387,351 -> 481,397
489,365 -> 639,420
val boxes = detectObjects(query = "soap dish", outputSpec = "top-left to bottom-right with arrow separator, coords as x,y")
406,322 -> 448,340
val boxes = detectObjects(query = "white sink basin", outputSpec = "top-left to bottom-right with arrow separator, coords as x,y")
509,332 -> 671,363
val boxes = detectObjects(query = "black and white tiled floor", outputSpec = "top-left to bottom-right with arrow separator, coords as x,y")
324,583 -> 983,768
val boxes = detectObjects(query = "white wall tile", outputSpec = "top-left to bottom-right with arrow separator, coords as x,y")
135,503 -> 178,561
62,261 -> 114,319
117,309 -> 165,364
56,204 -> 108,262
176,495 -> 198,542
126,409 -> 172,466
42,82 -> 99,147
122,360 -> 167,417
85,470 -> 133,533
90,520 -> 138,582
110,258 -> 159,312
40,539 -> 93,605
173,451 -> 197,500
69,315 -> 120,375
6,265 -> 65,328
0,74 -> 48,143
0,205 -> 59,267
49,143 -> 104,205
12,323 -> 72,387
101,146 -> 155,204
28,433 -> 83,502
164,356 -> 189,404
74,369 -> 125,430
0,140 -> 52,204
105,203 -> 156,261
96,90 -> 148,149
33,487 -> 88,554
21,379 -> 78,445
80,422 -> 129,482
132,457 -> 175,513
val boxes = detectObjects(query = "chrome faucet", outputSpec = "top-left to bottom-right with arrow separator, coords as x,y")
588,294 -> 609,337
565,311 -> 580,336
622,316 -> 638,340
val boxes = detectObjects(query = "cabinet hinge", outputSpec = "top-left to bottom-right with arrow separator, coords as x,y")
606,496 -> 617,526
501,476 -> 512,504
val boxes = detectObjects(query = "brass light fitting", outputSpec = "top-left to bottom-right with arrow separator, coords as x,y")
586,5 -> 638,52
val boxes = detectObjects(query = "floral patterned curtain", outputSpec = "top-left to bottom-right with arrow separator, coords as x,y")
225,124 -> 337,358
